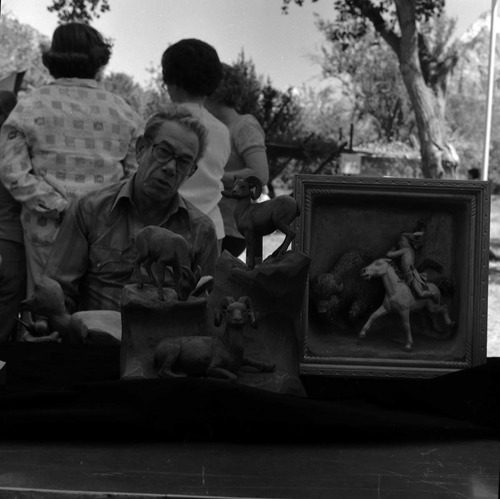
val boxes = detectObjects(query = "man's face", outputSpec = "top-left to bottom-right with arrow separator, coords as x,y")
135,120 -> 199,205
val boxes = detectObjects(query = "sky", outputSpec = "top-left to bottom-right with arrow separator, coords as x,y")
1,0 -> 494,91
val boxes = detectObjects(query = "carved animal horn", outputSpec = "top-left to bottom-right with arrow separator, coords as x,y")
238,296 -> 257,327
245,176 -> 262,200
176,266 -> 197,301
214,296 -> 235,327
193,265 -> 202,282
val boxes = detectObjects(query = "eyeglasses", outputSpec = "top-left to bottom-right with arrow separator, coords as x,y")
151,143 -> 197,173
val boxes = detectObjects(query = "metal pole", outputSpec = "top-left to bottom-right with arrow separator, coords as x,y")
482,0 -> 499,181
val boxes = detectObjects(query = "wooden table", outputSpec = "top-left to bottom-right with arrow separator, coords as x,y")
0,438 -> 497,498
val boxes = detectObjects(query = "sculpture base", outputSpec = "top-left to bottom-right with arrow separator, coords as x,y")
207,250 -> 311,397
120,252 -> 310,398
120,284 -> 209,379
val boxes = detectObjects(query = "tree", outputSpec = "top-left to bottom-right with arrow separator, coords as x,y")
315,18 -> 415,143
102,72 -> 144,115
283,0 -> 460,178
0,11 -> 52,91
47,0 -> 110,23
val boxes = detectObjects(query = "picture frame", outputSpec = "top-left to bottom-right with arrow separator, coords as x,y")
293,175 -> 490,379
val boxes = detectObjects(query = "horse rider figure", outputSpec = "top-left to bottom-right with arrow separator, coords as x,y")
385,231 -> 440,303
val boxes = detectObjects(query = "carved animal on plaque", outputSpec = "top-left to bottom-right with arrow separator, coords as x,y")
221,176 -> 300,268
153,296 -> 275,380
359,257 -> 456,351
133,226 -> 211,301
309,250 -> 384,327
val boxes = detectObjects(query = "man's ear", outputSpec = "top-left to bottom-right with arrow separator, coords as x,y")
135,136 -> 147,159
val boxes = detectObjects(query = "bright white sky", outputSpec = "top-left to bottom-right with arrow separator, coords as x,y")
1,0 -> 493,90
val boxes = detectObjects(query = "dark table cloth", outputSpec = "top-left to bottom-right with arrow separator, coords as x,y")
0,344 -> 497,442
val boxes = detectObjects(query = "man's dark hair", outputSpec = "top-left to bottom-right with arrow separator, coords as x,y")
144,105 -> 208,164
161,38 -> 222,97
42,22 -> 112,79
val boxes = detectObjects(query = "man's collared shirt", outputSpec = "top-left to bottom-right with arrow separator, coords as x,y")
44,175 -> 218,312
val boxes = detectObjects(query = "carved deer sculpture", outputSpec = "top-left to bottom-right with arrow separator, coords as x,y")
134,226 -> 203,301
221,176 -> 300,268
153,296 -> 275,380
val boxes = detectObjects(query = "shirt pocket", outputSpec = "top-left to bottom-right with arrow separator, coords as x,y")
89,246 -> 135,280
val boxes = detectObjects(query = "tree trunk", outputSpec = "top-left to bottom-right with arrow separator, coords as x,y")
394,0 -> 449,179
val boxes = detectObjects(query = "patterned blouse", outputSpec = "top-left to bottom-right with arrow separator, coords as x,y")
0,78 -> 143,244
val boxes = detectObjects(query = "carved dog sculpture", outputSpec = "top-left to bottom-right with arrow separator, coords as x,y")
134,226 -> 201,301
221,176 -> 300,268
153,296 -> 275,380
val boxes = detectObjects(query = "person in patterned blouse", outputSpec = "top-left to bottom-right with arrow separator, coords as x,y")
0,22 -> 143,297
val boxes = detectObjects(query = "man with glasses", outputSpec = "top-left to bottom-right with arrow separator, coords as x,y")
43,106 -> 218,313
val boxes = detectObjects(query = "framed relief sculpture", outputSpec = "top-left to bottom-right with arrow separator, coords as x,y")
293,175 -> 490,378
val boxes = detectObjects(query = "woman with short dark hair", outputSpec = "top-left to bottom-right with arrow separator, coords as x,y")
42,22 -> 112,79
161,39 -> 230,248
0,22 -> 143,298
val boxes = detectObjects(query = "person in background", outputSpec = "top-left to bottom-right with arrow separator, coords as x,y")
204,63 -> 269,257
161,38 -> 230,250
0,91 -> 25,341
44,107 -> 218,313
0,22 -> 143,296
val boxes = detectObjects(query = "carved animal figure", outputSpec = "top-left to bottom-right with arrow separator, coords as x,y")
134,226 -> 201,301
309,251 -> 384,326
221,176 -> 300,268
359,258 -> 455,351
21,276 -> 121,344
153,296 -> 276,380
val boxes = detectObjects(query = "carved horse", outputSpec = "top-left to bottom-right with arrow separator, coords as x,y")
359,258 -> 454,351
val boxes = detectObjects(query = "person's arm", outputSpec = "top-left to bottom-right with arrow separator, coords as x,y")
0,109 -> 67,219
43,197 -> 91,309
386,247 -> 405,258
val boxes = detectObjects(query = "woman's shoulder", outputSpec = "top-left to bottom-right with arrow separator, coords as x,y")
231,114 -> 266,148
233,114 -> 264,132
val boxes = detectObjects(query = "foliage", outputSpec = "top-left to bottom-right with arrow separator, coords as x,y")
315,17 -> 415,143
443,13 -> 500,183
47,0 -> 110,24
282,0 -> 460,179
230,52 -> 301,142
228,52 -> 347,186
102,72 -> 144,115
231,50 -> 262,116
282,0 -> 444,25
0,11 -> 52,92
139,64 -> 172,119
0,12 -> 41,77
